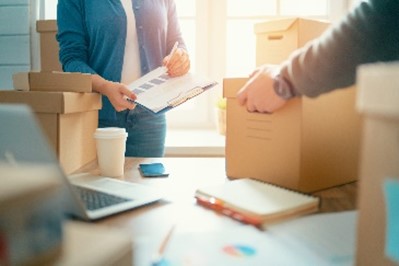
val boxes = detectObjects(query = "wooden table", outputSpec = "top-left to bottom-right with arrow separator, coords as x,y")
76,157 -> 358,265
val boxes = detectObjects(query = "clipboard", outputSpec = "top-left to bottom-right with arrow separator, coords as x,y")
127,67 -> 217,114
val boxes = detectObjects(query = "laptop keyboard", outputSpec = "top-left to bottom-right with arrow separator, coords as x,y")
73,186 -> 133,211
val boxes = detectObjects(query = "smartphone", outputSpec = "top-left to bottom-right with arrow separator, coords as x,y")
139,163 -> 169,178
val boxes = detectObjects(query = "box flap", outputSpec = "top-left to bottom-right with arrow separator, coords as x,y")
223,78 -> 248,98
0,91 -> 101,114
36,20 -> 57,33
254,17 -> 298,34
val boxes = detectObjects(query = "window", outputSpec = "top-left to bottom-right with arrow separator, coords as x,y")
40,0 -> 349,130
169,0 -> 348,130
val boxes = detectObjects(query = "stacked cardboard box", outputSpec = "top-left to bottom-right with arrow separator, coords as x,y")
0,20 -> 101,174
13,71 -> 92,92
36,20 -> 62,72
224,18 -> 362,192
254,17 -> 329,65
0,91 -> 101,174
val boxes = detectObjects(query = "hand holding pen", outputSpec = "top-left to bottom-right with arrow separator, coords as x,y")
163,41 -> 191,77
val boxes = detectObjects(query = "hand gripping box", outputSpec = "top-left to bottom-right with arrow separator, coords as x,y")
0,90 -> 101,174
224,78 -> 361,192
356,62 -> 399,265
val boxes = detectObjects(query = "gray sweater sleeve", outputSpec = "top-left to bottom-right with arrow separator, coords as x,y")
279,0 -> 399,98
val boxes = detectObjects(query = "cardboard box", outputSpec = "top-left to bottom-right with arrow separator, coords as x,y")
356,63 -> 399,265
36,20 -> 62,72
13,71 -> 92,93
224,78 -> 361,192
223,17 -> 360,192
254,17 -> 329,65
57,221 -> 132,265
0,165 -> 63,266
0,90 -> 101,174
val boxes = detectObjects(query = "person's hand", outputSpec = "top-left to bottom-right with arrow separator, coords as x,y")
163,47 -> 190,77
102,81 -> 137,112
92,75 -> 137,112
237,65 -> 287,113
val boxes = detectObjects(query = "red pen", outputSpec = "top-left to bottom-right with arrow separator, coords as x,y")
195,195 -> 263,226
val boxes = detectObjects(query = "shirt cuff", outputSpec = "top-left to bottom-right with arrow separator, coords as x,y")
273,74 -> 299,100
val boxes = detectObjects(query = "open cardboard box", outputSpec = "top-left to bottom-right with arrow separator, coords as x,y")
0,90 -> 101,174
224,78 -> 361,192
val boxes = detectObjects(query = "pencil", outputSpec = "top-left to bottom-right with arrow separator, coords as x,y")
151,224 -> 176,266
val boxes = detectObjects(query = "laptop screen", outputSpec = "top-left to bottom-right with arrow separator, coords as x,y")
0,103 -> 86,219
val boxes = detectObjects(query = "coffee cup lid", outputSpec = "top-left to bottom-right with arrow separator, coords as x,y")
94,127 -> 127,139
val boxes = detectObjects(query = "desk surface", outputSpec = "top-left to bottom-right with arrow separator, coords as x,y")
76,157 -> 357,265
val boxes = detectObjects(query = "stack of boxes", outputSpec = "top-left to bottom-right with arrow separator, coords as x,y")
223,18 -> 362,193
0,20 -> 101,174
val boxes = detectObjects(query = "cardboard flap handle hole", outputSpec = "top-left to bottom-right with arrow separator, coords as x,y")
268,35 -> 283,40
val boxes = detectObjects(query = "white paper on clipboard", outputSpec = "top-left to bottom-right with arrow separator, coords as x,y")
127,67 -> 217,114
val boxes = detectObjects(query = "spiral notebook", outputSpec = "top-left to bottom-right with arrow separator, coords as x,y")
128,67 -> 217,114
195,178 -> 319,228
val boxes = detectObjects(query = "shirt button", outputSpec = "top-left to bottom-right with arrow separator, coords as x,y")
138,25 -> 143,30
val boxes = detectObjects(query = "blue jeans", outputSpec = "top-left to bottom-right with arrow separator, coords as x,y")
99,106 -> 166,157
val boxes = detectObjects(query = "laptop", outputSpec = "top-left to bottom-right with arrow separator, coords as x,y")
0,104 -> 163,221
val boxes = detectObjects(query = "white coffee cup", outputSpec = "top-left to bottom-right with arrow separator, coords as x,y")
94,127 -> 127,177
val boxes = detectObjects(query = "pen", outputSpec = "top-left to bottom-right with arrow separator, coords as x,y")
151,224 -> 176,266
195,196 -> 262,226
166,41 -> 179,67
